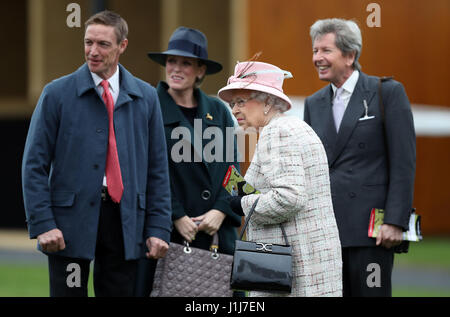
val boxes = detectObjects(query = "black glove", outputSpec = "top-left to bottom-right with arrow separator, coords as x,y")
227,195 -> 244,216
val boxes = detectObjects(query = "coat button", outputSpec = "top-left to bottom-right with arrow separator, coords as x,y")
93,164 -> 99,170
358,143 -> 366,149
201,190 -> 211,201
96,128 -> 104,133
349,192 -> 356,198
90,201 -> 95,207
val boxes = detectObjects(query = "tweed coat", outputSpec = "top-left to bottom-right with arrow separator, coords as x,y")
241,115 -> 342,297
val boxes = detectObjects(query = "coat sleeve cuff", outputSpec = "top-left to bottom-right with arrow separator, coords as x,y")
144,226 -> 172,245
27,218 -> 57,239
213,199 -> 242,227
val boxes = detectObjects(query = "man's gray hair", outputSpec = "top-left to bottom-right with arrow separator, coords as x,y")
310,18 -> 362,70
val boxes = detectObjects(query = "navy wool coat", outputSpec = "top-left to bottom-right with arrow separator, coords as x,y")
22,64 -> 172,260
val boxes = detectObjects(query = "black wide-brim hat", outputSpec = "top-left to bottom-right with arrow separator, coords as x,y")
147,26 -> 223,75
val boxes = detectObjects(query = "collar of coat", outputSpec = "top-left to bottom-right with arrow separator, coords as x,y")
74,63 -> 144,108
156,81 -> 222,127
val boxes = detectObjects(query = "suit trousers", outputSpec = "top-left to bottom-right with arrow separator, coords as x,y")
134,257 -> 158,296
47,196 -> 137,297
342,246 -> 394,297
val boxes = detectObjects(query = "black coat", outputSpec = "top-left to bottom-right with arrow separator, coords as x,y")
157,82 -> 241,254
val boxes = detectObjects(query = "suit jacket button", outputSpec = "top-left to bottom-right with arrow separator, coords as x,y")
90,201 -> 95,207
201,190 -> 211,201
93,164 -> 99,170
358,143 -> 366,149
349,192 -> 356,198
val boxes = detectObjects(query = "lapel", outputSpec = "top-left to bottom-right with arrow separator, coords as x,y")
315,85 -> 337,161
158,82 -> 221,166
329,72 -> 376,166
116,64 -> 143,109
75,63 -> 143,108
75,63 -> 98,97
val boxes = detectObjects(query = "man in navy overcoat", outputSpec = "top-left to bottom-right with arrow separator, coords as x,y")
21,10 -> 172,296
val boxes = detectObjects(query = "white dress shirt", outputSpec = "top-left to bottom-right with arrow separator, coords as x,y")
91,66 -> 120,105
331,70 -> 360,110
90,66 -> 120,187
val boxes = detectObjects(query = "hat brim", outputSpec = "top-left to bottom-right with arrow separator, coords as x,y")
218,82 -> 292,110
147,50 -> 223,75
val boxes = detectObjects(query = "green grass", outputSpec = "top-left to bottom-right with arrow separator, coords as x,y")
394,237 -> 450,269
0,263 -> 94,297
0,237 -> 449,297
0,264 -> 48,297
393,287 -> 450,297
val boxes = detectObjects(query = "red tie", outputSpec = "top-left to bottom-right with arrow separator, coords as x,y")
101,80 -> 123,203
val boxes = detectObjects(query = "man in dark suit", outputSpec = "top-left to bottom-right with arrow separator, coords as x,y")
21,10 -> 172,296
303,18 -> 416,296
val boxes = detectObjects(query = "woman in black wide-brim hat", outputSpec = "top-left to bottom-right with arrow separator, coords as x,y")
134,27 -> 241,297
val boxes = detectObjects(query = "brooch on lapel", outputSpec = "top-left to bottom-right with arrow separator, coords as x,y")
206,113 -> 213,121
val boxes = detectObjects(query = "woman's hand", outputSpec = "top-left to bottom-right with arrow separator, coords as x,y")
192,209 -> 226,236
173,216 -> 198,242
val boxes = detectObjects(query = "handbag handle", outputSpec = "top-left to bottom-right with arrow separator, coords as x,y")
238,197 -> 289,245
183,222 -> 220,258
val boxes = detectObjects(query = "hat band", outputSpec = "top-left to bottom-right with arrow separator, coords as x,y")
226,69 -> 293,93
239,69 -> 293,80
168,39 -> 208,59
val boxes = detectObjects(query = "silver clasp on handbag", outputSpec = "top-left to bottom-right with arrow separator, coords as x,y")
210,244 -> 220,260
183,241 -> 192,254
256,243 -> 273,252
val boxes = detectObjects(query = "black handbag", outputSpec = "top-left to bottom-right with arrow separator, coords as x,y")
230,198 -> 293,293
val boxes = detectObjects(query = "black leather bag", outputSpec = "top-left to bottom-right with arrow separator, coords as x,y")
230,198 -> 293,293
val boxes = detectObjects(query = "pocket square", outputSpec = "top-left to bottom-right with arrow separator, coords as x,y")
359,115 -> 375,121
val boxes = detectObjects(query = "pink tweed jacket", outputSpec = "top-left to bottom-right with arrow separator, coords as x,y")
241,115 -> 342,297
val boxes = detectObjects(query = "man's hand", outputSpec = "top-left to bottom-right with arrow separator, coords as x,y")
145,237 -> 169,259
37,229 -> 66,253
191,209 -> 226,236
376,224 -> 403,249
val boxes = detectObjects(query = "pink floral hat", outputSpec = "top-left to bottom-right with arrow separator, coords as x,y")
218,61 -> 293,109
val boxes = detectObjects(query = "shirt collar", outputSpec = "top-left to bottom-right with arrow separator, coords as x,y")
331,70 -> 359,97
90,66 -> 120,93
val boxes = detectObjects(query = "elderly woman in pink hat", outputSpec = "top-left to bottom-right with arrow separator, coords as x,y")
219,61 -> 343,297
